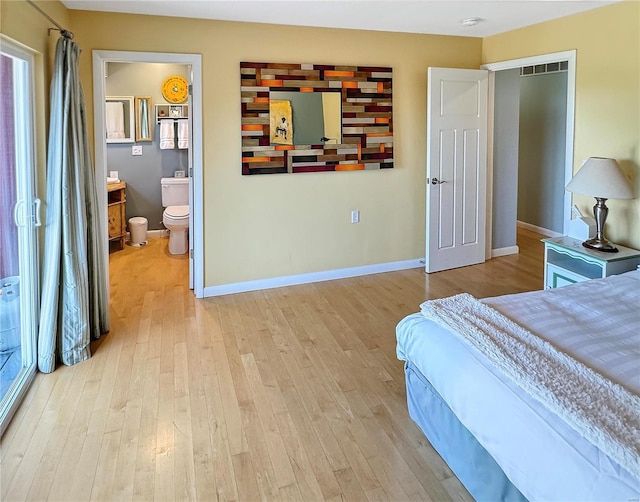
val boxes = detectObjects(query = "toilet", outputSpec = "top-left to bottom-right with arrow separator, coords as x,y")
161,177 -> 189,255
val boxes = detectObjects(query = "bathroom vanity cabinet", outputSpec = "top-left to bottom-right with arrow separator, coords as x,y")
107,181 -> 126,250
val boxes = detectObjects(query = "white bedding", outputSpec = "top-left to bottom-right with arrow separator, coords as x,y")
396,270 -> 640,501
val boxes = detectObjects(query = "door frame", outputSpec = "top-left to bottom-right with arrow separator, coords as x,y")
92,50 -> 204,298
482,50 -> 576,257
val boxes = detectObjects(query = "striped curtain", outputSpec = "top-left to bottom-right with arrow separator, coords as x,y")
38,36 -> 109,373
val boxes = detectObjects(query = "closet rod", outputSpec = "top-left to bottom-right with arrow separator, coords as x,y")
26,0 -> 74,39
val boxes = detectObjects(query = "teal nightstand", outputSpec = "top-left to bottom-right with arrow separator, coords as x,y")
542,236 -> 640,289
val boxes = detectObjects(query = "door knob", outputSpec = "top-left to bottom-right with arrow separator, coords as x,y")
431,177 -> 447,185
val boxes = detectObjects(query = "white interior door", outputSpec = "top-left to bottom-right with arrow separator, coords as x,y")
426,67 -> 488,273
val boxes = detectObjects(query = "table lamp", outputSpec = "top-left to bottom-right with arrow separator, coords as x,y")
565,157 -> 633,252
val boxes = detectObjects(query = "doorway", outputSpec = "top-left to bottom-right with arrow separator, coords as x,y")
484,50 -> 576,257
92,50 -> 204,299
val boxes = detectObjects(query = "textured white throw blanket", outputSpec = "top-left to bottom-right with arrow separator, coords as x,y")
420,293 -> 640,479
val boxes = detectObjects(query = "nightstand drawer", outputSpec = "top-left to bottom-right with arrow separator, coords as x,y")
546,247 -> 602,280
545,263 -> 588,289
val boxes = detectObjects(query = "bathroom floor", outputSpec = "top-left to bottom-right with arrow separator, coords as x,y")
109,236 -> 189,314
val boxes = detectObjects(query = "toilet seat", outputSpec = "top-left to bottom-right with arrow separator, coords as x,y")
164,205 -> 189,219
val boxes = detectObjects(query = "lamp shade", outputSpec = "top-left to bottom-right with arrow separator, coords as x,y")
566,157 -> 633,199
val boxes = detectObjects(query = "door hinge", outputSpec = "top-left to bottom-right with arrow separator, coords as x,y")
190,249 -> 193,259
188,84 -> 193,96
189,167 -> 193,177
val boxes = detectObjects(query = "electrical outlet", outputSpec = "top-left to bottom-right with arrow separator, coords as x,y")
132,145 -> 143,156
351,210 -> 360,224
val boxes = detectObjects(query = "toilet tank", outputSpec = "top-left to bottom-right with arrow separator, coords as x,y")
161,177 -> 189,206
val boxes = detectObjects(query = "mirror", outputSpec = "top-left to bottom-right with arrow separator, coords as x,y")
241,61 -> 394,175
105,96 -> 134,143
269,91 -> 341,146
135,96 -> 153,142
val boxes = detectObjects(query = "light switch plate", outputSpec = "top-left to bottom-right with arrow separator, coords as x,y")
132,145 -> 143,156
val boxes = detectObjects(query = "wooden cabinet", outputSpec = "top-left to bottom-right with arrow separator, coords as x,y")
542,236 -> 640,289
107,181 -> 126,250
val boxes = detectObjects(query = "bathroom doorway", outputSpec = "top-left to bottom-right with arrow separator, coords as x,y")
92,51 -> 203,299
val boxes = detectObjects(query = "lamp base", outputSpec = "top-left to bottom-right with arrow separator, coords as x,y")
582,238 -> 618,253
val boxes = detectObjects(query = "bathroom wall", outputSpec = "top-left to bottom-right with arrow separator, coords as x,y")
105,62 -> 189,230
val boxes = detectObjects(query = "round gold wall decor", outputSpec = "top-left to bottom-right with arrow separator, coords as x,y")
161,75 -> 189,104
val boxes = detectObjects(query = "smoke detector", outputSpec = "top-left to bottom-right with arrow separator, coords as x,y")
461,17 -> 482,27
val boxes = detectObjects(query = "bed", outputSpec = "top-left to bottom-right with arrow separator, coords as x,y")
396,270 -> 640,501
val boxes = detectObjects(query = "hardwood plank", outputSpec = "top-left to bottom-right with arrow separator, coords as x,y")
46,376 -> 101,500
4,366 -> 77,500
132,356 -> 161,501
201,372 -> 238,501
241,351 -> 296,488
24,363 -> 90,501
153,371 -> 175,500
89,429 -> 122,501
231,451 -> 261,502
183,313 -> 219,501
273,410 -> 326,501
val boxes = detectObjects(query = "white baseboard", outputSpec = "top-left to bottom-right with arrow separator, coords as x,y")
517,220 -> 562,238
125,229 -> 167,240
491,245 -> 519,258
203,258 -> 424,297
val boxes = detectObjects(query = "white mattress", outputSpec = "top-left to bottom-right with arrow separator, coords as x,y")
396,270 -> 640,501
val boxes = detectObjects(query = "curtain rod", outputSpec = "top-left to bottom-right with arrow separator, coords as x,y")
26,0 -> 74,39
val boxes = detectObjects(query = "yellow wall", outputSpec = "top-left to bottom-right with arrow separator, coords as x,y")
7,2 -> 637,290
483,1 -> 640,249
68,11 -> 482,287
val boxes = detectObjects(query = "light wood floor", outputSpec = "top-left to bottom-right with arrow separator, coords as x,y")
1,229 -> 545,501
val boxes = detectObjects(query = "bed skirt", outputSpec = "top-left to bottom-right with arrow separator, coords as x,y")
405,361 -> 526,502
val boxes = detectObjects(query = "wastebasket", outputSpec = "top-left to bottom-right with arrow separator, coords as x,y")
128,217 -> 148,246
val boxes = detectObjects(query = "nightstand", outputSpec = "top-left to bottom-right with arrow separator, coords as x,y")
542,236 -> 640,289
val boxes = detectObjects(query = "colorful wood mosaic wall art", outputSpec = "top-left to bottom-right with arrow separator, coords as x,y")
241,62 -> 393,175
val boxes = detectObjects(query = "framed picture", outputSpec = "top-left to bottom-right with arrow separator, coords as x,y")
134,96 -> 152,142
240,62 -> 393,175
105,96 -> 134,143
169,105 -> 183,118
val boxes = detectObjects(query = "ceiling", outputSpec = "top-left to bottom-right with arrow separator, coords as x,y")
61,0 -> 620,38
